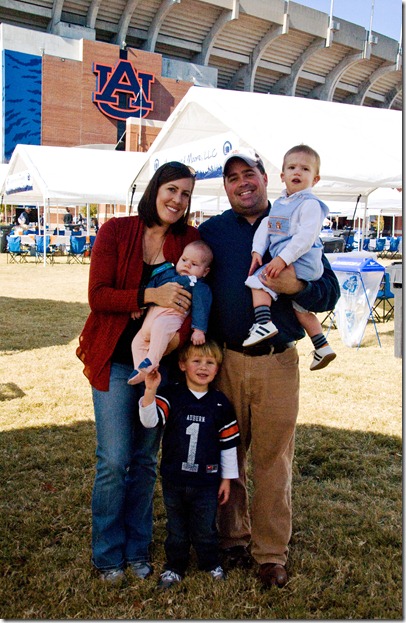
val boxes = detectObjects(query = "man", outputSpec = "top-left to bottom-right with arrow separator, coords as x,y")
63,208 -> 73,226
199,147 -> 340,588
18,207 -> 32,229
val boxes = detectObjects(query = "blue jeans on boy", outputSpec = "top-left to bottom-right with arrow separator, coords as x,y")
91,362 -> 162,571
162,480 -> 220,576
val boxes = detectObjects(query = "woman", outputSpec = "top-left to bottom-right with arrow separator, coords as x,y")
77,162 -> 200,583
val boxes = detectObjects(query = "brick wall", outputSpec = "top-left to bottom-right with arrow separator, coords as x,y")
41,40 -> 192,150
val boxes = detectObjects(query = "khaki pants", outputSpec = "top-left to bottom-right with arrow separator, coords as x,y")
216,346 -> 299,566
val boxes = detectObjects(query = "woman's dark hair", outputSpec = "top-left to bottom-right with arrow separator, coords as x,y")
138,162 -> 196,234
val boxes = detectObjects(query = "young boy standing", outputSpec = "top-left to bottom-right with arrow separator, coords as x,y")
139,340 -> 240,589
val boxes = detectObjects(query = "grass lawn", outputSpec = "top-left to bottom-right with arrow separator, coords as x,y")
0,253 -> 402,619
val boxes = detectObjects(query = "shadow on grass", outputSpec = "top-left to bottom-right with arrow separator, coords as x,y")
0,296 -> 89,351
0,382 -> 26,401
0,420 -> 402,620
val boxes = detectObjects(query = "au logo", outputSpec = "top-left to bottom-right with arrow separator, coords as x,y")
93,59 -> 155,121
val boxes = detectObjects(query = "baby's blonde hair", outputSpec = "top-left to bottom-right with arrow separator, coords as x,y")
282,144 -> 321,175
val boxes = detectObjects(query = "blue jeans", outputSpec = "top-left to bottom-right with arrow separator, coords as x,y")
91,362 -> 162,571
162,480 -> 220,576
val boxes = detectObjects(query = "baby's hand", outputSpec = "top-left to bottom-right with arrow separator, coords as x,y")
248,251 -> 262,276
262,256 -> 287,279
191,329 -> 206,345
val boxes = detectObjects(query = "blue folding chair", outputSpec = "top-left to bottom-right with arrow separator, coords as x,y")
372,273 -> 394,322
6,235 -> 29,263
35,235 -> 56,264
362,238 -> 370,251
381,237 -> 400,260
374,238 -> 387,258
67,235 -> 88,263
344,235 -> 355,252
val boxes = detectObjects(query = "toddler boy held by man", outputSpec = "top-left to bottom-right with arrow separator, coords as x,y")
244,144 -> 336,371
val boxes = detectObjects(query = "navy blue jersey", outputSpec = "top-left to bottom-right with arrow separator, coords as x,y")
155,383 -> 240,487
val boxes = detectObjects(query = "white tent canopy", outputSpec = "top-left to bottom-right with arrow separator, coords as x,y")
130,87 -> 402,205
0,163 -> 9,195
3,144 -> 147,206
327,187 -> 403,218
190,188 -> 402,220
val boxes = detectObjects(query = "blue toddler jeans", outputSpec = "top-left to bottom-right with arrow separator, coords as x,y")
91,362 -> 162,571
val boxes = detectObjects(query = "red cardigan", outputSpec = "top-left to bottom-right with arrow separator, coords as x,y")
76,216 -> 200,391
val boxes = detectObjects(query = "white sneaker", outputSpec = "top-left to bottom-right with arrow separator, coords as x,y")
310,345 -> 336,371
129,561 -> 153,579
242,321 -> 278,347
99,568 -> 125,583
157,569 -> 182,590
209,565 -> 226,580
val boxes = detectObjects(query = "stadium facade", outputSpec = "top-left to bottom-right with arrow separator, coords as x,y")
0,0 -> 402,164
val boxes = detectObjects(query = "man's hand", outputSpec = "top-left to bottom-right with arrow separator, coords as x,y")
259,264 -> 306,295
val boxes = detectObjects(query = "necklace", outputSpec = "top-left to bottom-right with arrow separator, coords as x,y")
143,230 -> 166,265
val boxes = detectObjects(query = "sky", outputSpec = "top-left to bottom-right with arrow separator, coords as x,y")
294,0 -> 403,41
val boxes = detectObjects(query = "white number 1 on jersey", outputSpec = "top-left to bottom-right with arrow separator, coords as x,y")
181,422 -> 199,473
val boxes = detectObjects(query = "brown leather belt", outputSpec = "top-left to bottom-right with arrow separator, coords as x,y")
224,341 -> 295,357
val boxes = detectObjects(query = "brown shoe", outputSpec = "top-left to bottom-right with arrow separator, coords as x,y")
258,563 -> 288,588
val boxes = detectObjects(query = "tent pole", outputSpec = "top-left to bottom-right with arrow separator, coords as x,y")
361,193 -> 371,250
138,89 -> 142,148
345,194 -> 361,250
86,203 -> 90,238
43,198 -> 47,266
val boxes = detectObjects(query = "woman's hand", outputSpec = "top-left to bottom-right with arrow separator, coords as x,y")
144,282 -> 192,313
